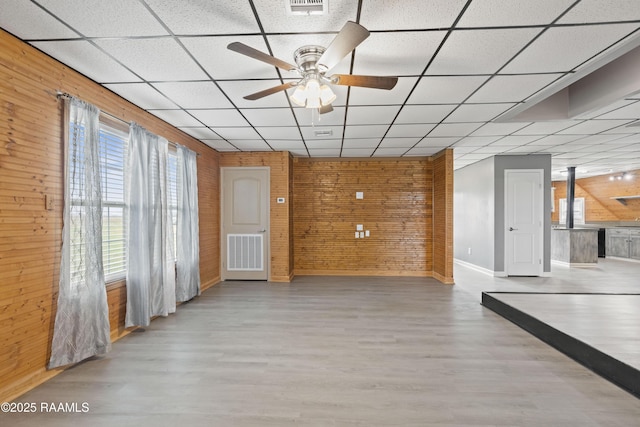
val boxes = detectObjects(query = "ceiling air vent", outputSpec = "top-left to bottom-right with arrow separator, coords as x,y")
313,129 -> 333,137
286,0 -> 327,16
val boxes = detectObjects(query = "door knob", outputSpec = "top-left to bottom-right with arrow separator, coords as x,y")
258,229 -> 266,233
509,227 -> 518,231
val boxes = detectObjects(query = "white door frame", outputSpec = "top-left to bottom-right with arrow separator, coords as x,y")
504,169 -> 544,276
220,166 -> 270,281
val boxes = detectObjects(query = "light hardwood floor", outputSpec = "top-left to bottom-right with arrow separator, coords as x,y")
2,260 -> 640,426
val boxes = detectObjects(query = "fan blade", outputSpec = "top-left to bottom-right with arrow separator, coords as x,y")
317,21 -> 370,72
243,82 -> 297,100
227,42 -> 297,72
319,104 -> 334,114
331,74 -> 398,90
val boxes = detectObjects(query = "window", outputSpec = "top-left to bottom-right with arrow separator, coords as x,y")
98,120 -> 128,281
167,149 -> 179,260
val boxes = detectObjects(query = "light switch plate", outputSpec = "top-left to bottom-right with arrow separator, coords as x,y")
356,224 -> 363,231
356,191 -> 364,199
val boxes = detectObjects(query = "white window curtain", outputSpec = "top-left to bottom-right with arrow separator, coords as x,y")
49,97 -> 111,369
125,123 -> 176,328
176,145 -> 200,302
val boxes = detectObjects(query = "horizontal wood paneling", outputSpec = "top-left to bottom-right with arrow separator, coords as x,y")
552,169 -> 640,223
0,29 -> 220,402
293,157 -> 434,276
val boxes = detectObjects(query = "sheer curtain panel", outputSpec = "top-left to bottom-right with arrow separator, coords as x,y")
49,97 -> 111,369
176,145 -> 200,302
125,123 -> 176,328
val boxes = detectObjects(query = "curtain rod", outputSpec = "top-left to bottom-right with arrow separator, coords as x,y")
56,91 -> 200,155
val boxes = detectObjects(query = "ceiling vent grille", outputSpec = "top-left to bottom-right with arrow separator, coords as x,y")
313,129 -> 333,137
286,0 -> 327,15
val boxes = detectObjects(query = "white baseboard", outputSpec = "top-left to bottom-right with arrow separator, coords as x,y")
454,259 -> 495,277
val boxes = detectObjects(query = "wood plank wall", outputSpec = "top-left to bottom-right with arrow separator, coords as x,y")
552,168 -> 640,223
432,149 -> 454,284
0,29 -> 221,402
292,157 -> 434,276
219,152 -> 293,282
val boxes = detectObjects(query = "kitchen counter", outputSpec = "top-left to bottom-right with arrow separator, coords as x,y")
551,228 -> 598,265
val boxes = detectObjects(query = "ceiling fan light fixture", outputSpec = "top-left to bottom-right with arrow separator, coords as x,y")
319,84 -> 336,105
290,83 -> 307,107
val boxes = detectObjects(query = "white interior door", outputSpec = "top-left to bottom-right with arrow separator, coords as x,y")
221,167 -> 269,280
505,169 -> 543,276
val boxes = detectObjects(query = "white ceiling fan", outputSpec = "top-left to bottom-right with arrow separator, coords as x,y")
227,21 -> 398,113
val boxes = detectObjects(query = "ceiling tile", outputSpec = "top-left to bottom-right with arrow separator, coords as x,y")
146,0 -> 259,34
418,137 -> 460,147
573,99 -> 636,120
530,134 -> 584,146
454,136 -> 502,147
557,120 -> 634,135
361,0 -> 468,30
344,125 -> 388,139
374,148 -> 409,157
95,38 -> 206,81
305,139 -> 342,149
457,0 -> 576,27
409,146 -> 450,156
308,148 -> 342,157
395,105 -> 457,124
513,121 -> 580,135
179,127 -> 222,140
387,124 -> 437,138
428,28 -> 539,74
349,77 -> 418,106
378,138 -> 421,148
153,82 -> 233,109
255,0 -> 359,33
213,127 -> 261,140
491,135 -> 541,146
104,83 -> 178,109
188,109 -> 249,127
444,103 -> 515,123
502,24 -> 640,74
343,139 -> 381,149
201,140 -> 238,151
267,140 -> 307,151
471,122 -> 530,136
353,31 -> 447,76
229,140 -> 273,151
408,76 -> 488,104
0,0 -> 79,39
558,0 -> 640,23
32,40 -> 141,83
255,127 -> 301,140
429,123 -> 482,137
181,36 -> 280,80
595,101 -> 640,120
37,0 -> 168,37
294,107 -> 346,127
148,109 -> 203,127
346,106 -> 401,125
466,74 -> 561,103
240,108 -> 298,127
300,125 -> 344,140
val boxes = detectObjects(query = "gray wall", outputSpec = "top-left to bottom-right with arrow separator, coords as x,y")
453,157 -> 495,271
494,154 -> 552,273
454,154 -> 552,274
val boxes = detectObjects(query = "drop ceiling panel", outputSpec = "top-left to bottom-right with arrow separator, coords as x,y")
230,140 -> 273,151
471,122 -> 530,136
353,31 -> 447,76
201,140 -> 237,151
181,36 -> 280,80
32,40 -> 141,83
300,125 -> 344,140
37,0 -> 168,37
346,106 -> 401,125
0,1 -> 79,39
294,107 -> 346,127
188,109 -> 249,127
213,127 -> 261,140
490,135 -> 541,146
444,103 -> 515,123
467,74 -> 561,103
305,139 -> 342,149
387,124 -> 437,138
360,0 -> 467,30
454,136 -> 502,147
595,101 -> 640,120
395,105 -> 457,124
408,76 -> 488,104
378,138 -> 421,148
457,0 -> 576,27
557,120 -> 633,135
374,147 -> 410,157
153,82 -> 233,109
531,134 -> 585,146
145,0 -> 259,35
573,99 -> 636,120
267,140 -> 307,151
428,29 -> 539,75
558,0 -> 640,24
308,148 -> 341,157
240,108 -> 298,127
255,0 -> 359,33
408,146 -> 449,156
429,123 -> 482,138
341,148 -> 375,157
104,83 -> 178,109
344,125 -> 388,139
178,127 -> 222,140
148,109 -> 203,127
417,137 -> 461,147
513,121 -> 580,135
502,24 -> 640,74
342,139 -> 381,149
95,38 -> 207,81
255,126 -> 301,140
